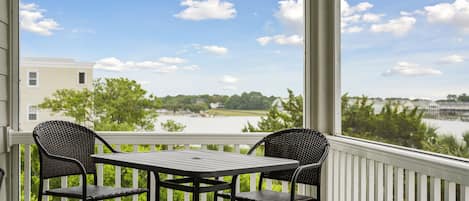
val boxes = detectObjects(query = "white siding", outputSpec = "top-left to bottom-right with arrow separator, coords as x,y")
0,0 -> 6,24
0,1 -> 8,201
0,22 -> 7,49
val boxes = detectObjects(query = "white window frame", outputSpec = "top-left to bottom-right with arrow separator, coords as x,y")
27,71 -> 38,87
26,105 -> 38,121
78,71 -> 86,85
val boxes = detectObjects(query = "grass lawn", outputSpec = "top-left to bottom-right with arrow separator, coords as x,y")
207,109 -> 268,116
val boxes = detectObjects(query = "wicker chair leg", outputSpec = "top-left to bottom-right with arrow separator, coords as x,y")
38,179 -> 43,201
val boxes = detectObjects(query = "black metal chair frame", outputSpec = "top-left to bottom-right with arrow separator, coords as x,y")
0,168 -> 4,190
223,128 -> 330,201
33,120 -> 149,201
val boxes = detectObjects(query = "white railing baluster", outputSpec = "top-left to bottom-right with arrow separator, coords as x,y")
150,145 -> 156,201
339,151 -> 346,201
384,165 -> 393,201
184,144 -> 190,201
132,145 -> 139,201
61,176 -> 68,201
282,181 -> 288,193
326,154 -> 334,201
352,155 -> 359,201
444,181 -> 456,201
417,173 -> 427,201
235,144 -> 241,194
368,160 -> 375,201
43,179 -> 49,201
115,145 -> 121,201
333,150 -> 339,201
430,177 -> 441,201
406,170 -> 415,201
250,143 -> 257,193
298,183 -> 305,195
217,144 -> 224,201
375,162 -> 383,201
345,154 -> 352,201
167,145 -> 174,201
266,179 -> 272,191
360,157 -> 366,201
461,185 -> 469,201
395,168 -> 404,201
24,145 -> 31,201
201,144 -> 208,201
97,144 -> 104,186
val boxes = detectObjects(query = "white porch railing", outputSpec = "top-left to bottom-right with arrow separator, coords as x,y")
9,132 -> 469,201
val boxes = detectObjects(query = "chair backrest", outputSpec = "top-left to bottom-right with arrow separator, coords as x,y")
0,168 -> 4,189
263,128 -> 329,185
33,120 -> 97,179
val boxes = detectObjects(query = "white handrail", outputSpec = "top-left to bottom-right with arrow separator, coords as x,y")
10,131 -> 269,145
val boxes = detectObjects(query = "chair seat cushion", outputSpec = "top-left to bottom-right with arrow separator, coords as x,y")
46,185 -> 147,200
236,190 -> 315,201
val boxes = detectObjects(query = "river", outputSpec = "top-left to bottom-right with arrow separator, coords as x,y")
155,115 -> 469,139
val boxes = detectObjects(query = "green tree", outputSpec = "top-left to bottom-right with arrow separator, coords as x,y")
161,120 -> 186,132
40,77 -> 161,131
243,89 -> 302,132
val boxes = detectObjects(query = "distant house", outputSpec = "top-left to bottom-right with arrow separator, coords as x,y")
412,99 -> 440,116
438,101 -> 469,116
209,102 -> 224,109
20,57 -> 94,131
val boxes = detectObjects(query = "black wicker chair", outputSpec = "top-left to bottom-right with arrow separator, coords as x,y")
0,168 -> 4,189
33,120 -> 148,201
231,128 -> 329,201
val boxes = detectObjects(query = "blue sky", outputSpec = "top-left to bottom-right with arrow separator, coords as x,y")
20,0 -> 469,99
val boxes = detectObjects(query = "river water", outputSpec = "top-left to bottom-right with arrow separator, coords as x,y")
155,115 -> 469,138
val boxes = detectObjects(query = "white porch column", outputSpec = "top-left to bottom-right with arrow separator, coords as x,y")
0,0 -> 19,200
304,0 -> 340,201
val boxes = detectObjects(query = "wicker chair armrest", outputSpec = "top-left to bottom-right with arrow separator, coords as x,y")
247,137 -> 266,155
289,144 -> 330,200
95,134 -> 120,153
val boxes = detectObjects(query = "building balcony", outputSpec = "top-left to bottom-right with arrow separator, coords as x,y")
8,131 -> 469,201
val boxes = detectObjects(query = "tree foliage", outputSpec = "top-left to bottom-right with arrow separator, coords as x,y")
224,91 -> 276,110
40,77 -> 161,131
245,90 -> 441,151
161,120 -> 186,132
243,89 -> 302,132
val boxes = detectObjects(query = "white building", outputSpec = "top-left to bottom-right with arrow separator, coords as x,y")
19,58 -> 94,131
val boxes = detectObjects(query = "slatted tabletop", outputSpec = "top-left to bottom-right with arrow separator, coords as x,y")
92,150 -> 299,177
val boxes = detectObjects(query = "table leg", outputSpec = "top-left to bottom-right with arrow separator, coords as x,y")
230,175 -> 238,201
147,171 -> 151,201
193,177 -> 200,201
213,177 -> 218,201
154,172 -> 160,201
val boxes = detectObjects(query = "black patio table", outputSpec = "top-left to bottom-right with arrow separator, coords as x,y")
92,150 -> 299,201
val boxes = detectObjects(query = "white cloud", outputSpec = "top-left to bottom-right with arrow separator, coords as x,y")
256,34 -> 303,46
159,57 -> 187,64
341,0 -> 383,34
343,26 -> 363,33
383,62 -> 442,76
94,57 -> 196,73
439,54 -> 465,64
276,0 -> 304,32
220,75 -> 238,84
362,13 -> 384,23
202,45 -> 228,55
175,0 -> 236,21
370,16 -> 416,36
342,1 -> 373,16
20,3 -> 60,36
424,0 -> 469,32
